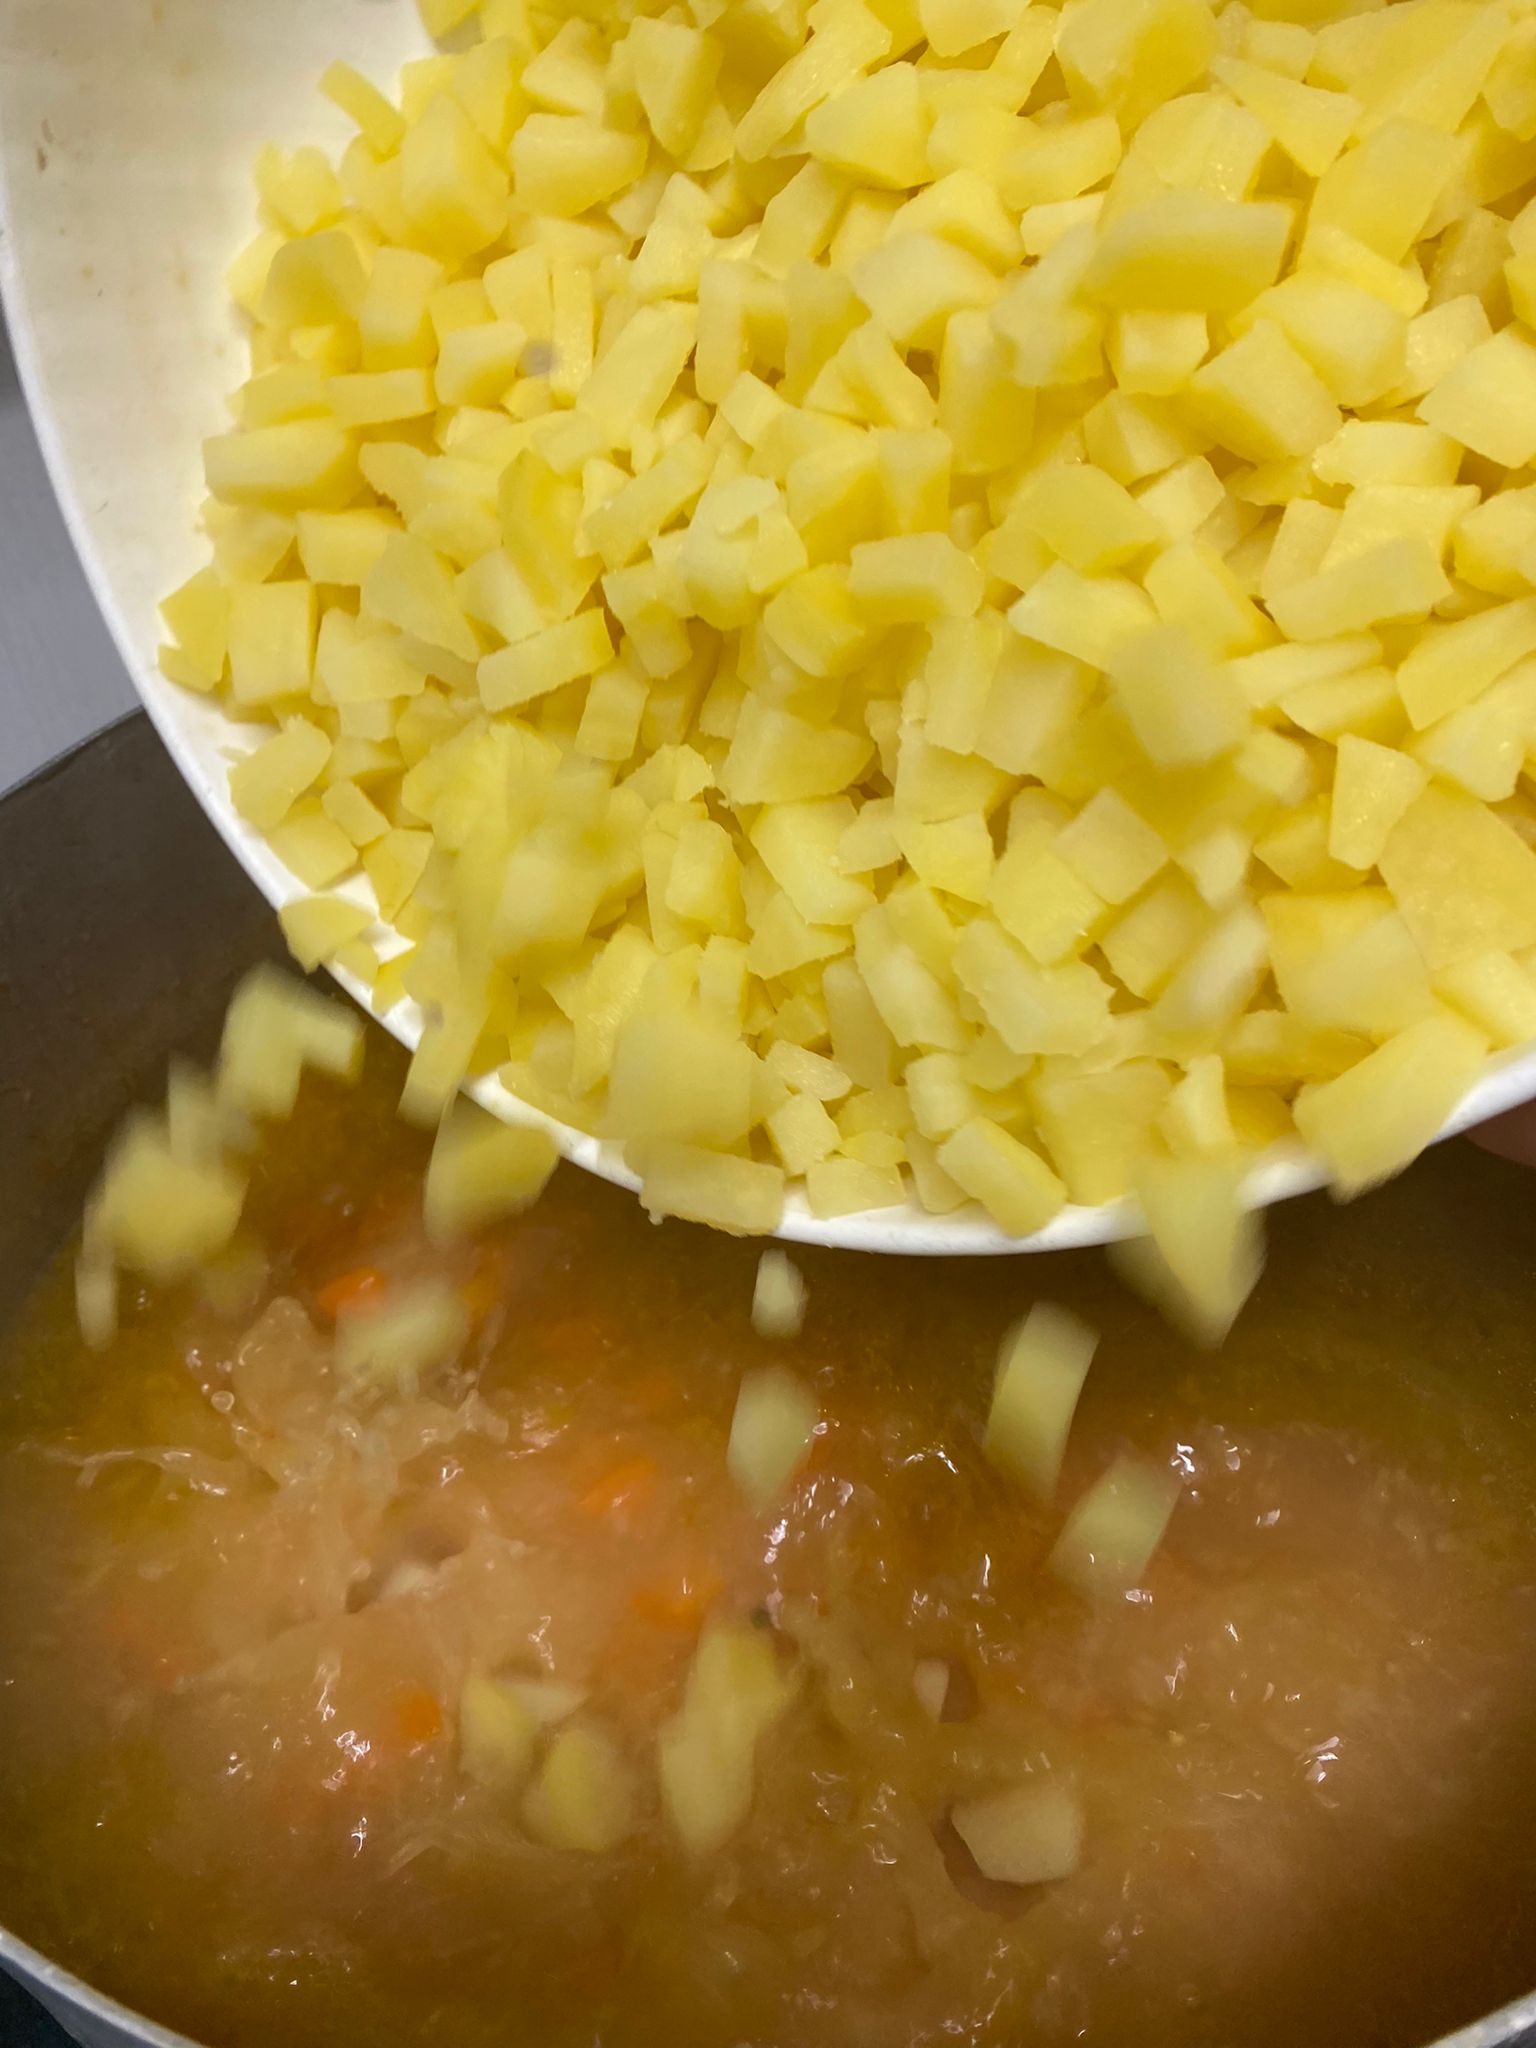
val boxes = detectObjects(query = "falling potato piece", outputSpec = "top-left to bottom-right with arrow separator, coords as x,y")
89,1115 -> 248,1286
951,1777 -> 1084,1888
983,1302 -> 1098,1501
1115,1154 -> 1265,1346
424,1097 -> 561,1242
751,1249 -> 807,1339
727,1365 -> 819,1516
334,1279 -> 470,1395
218,964 -> 364,1122
1049,1453 -> 1184,1601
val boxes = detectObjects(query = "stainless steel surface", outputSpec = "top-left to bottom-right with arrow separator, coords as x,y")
1,719 -> 1534,2048
0,314 -> 134,798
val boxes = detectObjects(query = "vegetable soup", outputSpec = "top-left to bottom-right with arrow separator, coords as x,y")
2,1042 -> 1536,2048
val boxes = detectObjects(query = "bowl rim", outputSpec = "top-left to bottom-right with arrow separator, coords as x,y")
4,33 -> 1536,1260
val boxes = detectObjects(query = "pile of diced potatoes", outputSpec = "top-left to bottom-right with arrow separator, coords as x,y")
158,0 -> 1536,1329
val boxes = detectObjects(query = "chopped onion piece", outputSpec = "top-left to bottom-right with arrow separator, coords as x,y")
727,1365 -> 819,1513
751,1249 -> 807,1339
982,1302 -> 1097,1500
952,1777 -> 1083,1887
1049,1453 -> 1184,1601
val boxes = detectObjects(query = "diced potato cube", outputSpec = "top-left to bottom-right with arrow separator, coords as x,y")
159,566 -> 230,693
805,62 -> 931,189
280,892 -> 374,971
1292,1009 -> 1489,1195
721,699 -> 872,805
1029,1062 -> 1169,1206
919,0 -> 1018,57
955,918 -> 1114,1056
852,232 -> 998,351
1308,118 -> 1461,266
226,580 -> 317,706
658,1624 -> 794,1856
1187,321 -> 1341,461
1086,194 -> 1290,312
848,533 -> 982,622
1009,563 -> 1156,669
1107,626 -> 1249,766
1210,56 -> 1357,177
458,1674 -> 539,1793
854,909 -> 966,1050
523,1725 -> 636,1854
1110,311 -> 1208,396
1436,952 -> 1536,1049
751,1249 -> 808,1339
229,716 -> 330,831
1001,115 -> 1121,211
1012,461 -> 1160,573
991,843 -> 1105,965
1056,788 -> 1167,904
939,308 -> 1036,476
1380,786 -> 1536,969
1265,889 -> 1434,1038
268,808 -> 357,888
1267,538 -> 1450,641
935,1116 -> 1067,1237
217,964 -> 363,1122
479,610 -> 614,712
402,93 -> 508,259
1056,0 -> 1217,124
435,320 -> 527,407
1454,486 -> 1536,598
90,1115 -> 247,1283
1240,274 -> 1405,409
1395,597 -> 1536,731
320,59 -> 406,154
633,1143 -> 785,1235
805,1154 -> 907,1216
1328,737 -> 1427,871
1417,328 -> 1536,469
952,1777 -> 1083,1886
365,533 -> 480,662
628,17 -> 721,157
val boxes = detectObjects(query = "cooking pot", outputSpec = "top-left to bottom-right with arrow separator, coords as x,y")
3,718 -> 1536,2048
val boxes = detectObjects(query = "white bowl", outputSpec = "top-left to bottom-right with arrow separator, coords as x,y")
4,0 -> 1535,1255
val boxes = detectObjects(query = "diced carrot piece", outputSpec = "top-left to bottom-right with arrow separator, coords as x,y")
315,1264 -> 387,1320
392,1685 -> 446,1748
577,1452 -> 660,1521
631,1564 -> 723,1632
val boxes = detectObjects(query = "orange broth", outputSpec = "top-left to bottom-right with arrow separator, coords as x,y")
2,1044 -> 1536,2048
